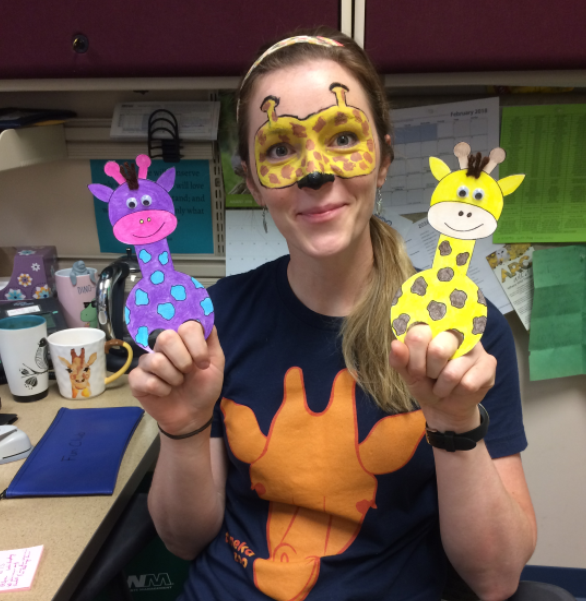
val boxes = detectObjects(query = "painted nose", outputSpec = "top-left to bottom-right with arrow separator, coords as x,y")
297,172 -> 335,190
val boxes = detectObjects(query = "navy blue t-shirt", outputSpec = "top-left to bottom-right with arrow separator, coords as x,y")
179,255 -> 527,601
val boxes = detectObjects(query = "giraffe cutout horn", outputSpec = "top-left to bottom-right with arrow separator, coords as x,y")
329,82 -> 349,108
136,154 -> 152,179
453,142 -> 471,170
260,96 -> 279,123
483,147 -> 506,174
104,161 -> 126,185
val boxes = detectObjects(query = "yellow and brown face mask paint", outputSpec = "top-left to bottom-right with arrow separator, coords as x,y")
253,83 -> 376,190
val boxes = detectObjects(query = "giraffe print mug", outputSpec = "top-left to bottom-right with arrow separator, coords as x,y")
47,328 -> 133,400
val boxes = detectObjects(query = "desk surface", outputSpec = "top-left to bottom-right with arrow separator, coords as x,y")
0,377 -> 159,601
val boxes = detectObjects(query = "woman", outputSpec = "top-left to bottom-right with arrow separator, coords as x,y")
129,28 -> 536,601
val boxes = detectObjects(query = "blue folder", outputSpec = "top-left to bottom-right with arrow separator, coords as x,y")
4,406 -> 144,498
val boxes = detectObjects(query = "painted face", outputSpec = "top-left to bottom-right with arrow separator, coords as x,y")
254,83 -> 376,189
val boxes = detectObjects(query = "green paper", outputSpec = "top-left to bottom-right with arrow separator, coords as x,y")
495,105 -> 586,243
528,245 -> 586,381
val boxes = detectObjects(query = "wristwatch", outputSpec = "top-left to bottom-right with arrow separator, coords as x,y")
425,404 -> 489,452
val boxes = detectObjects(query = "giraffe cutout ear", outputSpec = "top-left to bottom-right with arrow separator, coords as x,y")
156,167 -> 176,192
88,184 -> 114,203
498,174 -> 525,196
429,157 -> 451,181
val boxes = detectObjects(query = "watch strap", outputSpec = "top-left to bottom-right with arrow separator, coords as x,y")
425,404 -> 489,452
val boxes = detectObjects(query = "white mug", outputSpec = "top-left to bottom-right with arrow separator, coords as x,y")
0,315 -> 49,402
47,328 -> 133,400
55,267 -> 98,328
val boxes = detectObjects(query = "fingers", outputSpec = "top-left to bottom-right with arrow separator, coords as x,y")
432,342 -> 496,399
401,325 -> 432,384
426,331 -> 460,380
176,321 -> 210,369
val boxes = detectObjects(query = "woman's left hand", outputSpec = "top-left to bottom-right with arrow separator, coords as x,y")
389,324 -> 497,432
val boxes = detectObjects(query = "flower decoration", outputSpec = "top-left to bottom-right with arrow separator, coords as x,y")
31,263 -> 41,272
5,288 -> 26,300
18,273 -> 33,287
33,285 -> 52,299
18,250 -> 35,256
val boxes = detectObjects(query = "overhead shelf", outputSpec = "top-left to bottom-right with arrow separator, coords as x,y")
0,124 -> 66,172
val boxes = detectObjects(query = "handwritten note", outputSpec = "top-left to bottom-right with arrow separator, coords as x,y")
0,546 -> 43,592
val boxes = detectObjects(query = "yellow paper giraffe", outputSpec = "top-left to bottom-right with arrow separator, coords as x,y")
390,143 -> 525,358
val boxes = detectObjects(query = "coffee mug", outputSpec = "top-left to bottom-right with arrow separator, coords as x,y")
47,328 -> 133,399
55,267 -> 99,328
0,315 -> 49,402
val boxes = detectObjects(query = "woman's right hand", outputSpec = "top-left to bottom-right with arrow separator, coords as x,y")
128,322 -> 225,436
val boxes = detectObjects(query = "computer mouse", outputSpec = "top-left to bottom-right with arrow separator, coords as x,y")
0,425 -> 33,464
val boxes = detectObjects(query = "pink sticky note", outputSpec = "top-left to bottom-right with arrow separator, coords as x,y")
0,546 -> 44,592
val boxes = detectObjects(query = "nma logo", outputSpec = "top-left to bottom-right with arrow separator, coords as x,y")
127,573 -> 174,590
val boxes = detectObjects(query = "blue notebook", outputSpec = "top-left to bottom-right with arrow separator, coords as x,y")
3,407 -> 144,498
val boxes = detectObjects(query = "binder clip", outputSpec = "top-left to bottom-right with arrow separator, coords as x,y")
147,109 -> 183,163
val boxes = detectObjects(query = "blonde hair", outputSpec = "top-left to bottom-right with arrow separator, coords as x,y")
237,28 -> 416,413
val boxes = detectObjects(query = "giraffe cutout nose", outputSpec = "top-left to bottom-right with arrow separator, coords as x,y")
298,172 -> 335,190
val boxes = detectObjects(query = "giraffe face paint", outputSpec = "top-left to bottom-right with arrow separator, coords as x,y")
253,82 -> 376,189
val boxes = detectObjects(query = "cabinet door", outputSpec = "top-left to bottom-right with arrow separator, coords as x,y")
0,1 -> 339,78
365,0 -> 586,73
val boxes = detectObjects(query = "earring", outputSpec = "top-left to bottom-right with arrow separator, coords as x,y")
376,187 -> 383,216
262,205 -> 268,233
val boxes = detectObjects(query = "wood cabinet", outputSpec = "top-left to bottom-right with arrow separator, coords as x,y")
0,0 -> 339,78
365,0 -> 586,73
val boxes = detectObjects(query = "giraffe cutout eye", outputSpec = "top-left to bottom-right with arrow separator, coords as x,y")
141,194 -> 152,206
457,185 -> 469,198
473,188 -> 485,201
126,198 -> 137,209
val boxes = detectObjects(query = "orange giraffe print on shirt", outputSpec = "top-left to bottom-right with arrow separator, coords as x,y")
221,367 -> 426,601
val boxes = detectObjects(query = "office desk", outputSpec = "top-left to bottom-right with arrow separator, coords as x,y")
0,377 -> 159,600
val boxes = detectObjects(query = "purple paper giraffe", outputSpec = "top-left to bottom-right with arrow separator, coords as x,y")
88,154 -> 214,352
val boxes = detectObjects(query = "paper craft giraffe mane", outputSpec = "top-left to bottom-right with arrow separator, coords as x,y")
88,155 -> 214,352
390,143 -> 525,359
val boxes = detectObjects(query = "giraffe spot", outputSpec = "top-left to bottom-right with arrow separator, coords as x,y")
319,162 -> 325,171
136,326 -> 149,348
171,285 -> 186,301
352,109 -> 363,123
301,158 -> 307,167
332,165 -> 343,176
150,271 -> 165,285
200,297 -> 214,316
364,152 -> 373,164
343,161 -> 355,172
477,289 -> 487,306
472,316 -> 487,335
259,152 -> 266,162
312,117 -> 326,132
333,156 -> 345,162
260,165 -> 269,176
306,161 -> 315,173
257,131 -> 266,146
296,168 -> 303,178
334,111 -> 348,126
157,302 -> 175,321
290,123 -> 307,137
437,267 -> 454,282
158,252 -> 169,265
323,155 -> 330,164
356,499 -> 375,515
313,151 -> 322,161
359,162 -> 368,170
351,152 -> 362,162
124,306 -> 131,325
191,277 -> 204,289
427,301 -> 447,321
306,139 -> 315,150
135,289 -> 149,306
269,174 -> 280,184
281,165 -> 294,179
391,288 -> 402,306
362,121 -> 370,134
392,313 -> 410,336
139,249 -> 151,263
410,276 -> 428,296
439,240 -> 452,256
450,289 -> 467,309
279,134 -> 290,143
456,252 -> 470,266
367,139 -> 374,152
253,482 -> 266,496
